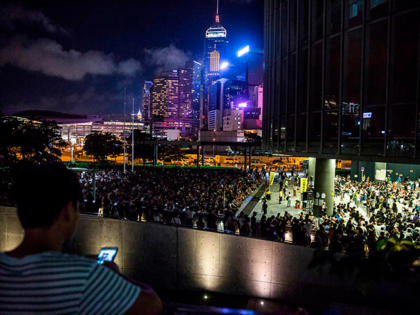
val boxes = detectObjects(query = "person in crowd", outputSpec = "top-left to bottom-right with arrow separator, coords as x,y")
170,213 -> 181,225
196,216 -> 205,229
287,192 -> 292,207
311,236 -> 323,249
279,189 -> 283,204
262,200 -> 268,215
251,212 -> 257,236
154,211 -> 164,224
185,206 -> 195,226
304,219 -> 312,245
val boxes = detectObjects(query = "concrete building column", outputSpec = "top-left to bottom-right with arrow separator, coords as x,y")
308,157 -> 316,188
313,158 -> 335,217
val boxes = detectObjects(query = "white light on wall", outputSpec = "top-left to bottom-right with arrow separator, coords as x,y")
220,62 -> 229,70
237,45 -> 250,57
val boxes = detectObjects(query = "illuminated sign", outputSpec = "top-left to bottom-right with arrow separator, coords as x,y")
238,102 -> 247,108
269,172 -> 275,185
206,31 -> 226,38
220,62 -> 229,70
300,178 -> 307,193
237,45 -> 250,57
363,112 -> 372,118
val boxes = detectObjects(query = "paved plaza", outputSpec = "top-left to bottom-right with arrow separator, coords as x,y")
240,175 -> 374,223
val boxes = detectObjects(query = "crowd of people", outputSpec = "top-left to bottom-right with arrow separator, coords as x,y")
262,173 -> 420,252
3,163 -> 420,254
78,167 -> 263,226
322,175 -> 420,250
229,171 -> 420,253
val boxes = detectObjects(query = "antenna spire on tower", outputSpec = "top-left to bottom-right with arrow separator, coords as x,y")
215,0 -> 220,23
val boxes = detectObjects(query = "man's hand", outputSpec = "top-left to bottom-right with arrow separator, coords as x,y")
84,255 -> 120,274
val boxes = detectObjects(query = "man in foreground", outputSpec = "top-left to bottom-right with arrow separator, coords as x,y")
0,164 -> 163,315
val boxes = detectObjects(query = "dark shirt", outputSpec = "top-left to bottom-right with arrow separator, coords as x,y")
329,241 -> 342,253
310,242 -> 322,249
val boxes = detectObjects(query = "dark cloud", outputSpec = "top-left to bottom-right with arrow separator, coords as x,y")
6,86 -> 127,115
0,37 -> 142,81
0,4 -> 70,36
144,44 -> 191,75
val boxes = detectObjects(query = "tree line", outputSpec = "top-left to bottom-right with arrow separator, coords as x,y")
0,111 -> 67,166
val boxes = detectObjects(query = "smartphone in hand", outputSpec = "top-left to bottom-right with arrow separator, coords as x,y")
97,247 -> 118,264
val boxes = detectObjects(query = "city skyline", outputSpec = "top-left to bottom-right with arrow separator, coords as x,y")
0,0 -> 263,115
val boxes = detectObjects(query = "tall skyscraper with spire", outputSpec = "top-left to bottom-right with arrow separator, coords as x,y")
202,0 -> 228,128
204,0 -> 228,77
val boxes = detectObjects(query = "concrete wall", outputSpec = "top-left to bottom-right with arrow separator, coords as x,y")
0,206 -> 25,252
0,206 -> 415,311
351,161 -> 375,182
350,161 -> 420,182
387,162 -> 420,182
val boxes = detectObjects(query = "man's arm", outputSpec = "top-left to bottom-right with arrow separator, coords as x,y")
103,263 -> 163,315
86,258 -> 163,315
121,277 -> 163,315
120,274 -> 163,315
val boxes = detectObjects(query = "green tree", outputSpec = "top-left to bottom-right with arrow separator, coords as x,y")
18,119 -> 67,164
83,132 -> 122,162
0,112 -> 67,165
159,145 -> 186,162
244,131 -> 262,143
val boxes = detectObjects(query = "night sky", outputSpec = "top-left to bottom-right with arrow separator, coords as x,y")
0,0 -> 264,115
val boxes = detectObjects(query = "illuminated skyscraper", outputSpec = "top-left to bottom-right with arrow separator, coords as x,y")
204,1 -> 228,77
178,68 -> 193,118
185,61 -> 202,122
203,0 -> 229,128
151,77 -> 167,118
164,70 -> 179,120
141,81 -> 153,121
151,71 -> 179,119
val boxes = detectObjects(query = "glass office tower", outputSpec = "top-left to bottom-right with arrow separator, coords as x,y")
263,0 -> 420,162
141,81 -> 153,122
